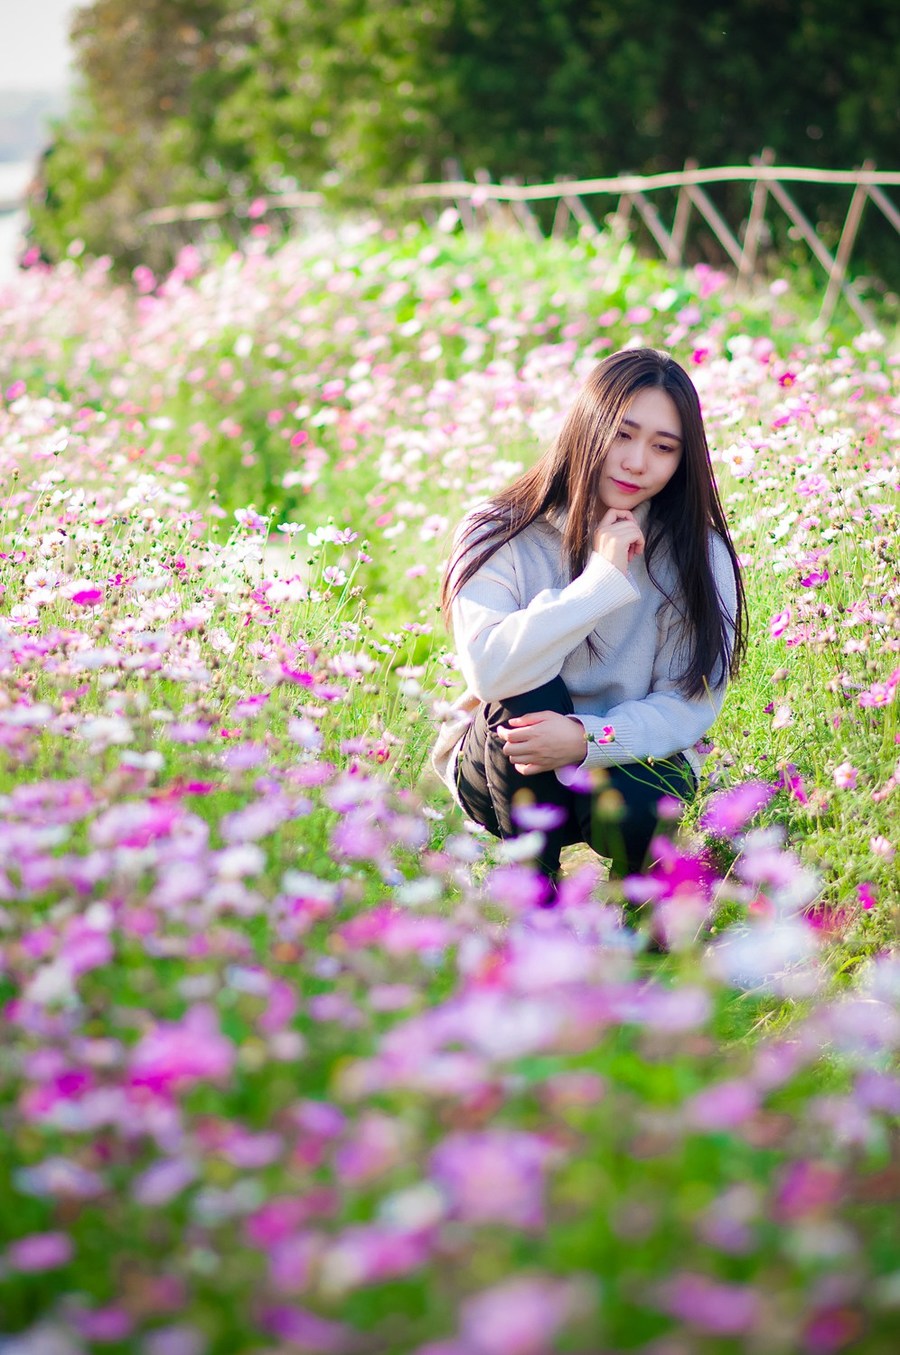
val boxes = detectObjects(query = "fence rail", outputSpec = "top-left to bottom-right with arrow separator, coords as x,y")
9,154 -> 900,329
404,153 -> 900,331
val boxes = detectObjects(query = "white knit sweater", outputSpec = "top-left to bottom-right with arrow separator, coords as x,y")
431,500 -> 737,803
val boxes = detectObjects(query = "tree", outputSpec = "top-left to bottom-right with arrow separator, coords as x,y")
27,0 -> 900,280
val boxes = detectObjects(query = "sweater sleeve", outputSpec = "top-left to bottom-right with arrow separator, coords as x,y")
451,526 -> 640,702
574,532 -> 739,768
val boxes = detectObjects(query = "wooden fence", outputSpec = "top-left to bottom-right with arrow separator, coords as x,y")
83,154 -> 900,330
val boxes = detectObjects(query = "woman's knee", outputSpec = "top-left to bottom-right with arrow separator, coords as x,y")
485,675 -> 574,726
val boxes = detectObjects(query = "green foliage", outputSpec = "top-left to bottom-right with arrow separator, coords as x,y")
26,0 -> 900,281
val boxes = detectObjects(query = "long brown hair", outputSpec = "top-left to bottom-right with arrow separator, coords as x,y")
440,347 -> 746,698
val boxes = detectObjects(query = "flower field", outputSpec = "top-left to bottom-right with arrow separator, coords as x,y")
0,219 -> 898,1354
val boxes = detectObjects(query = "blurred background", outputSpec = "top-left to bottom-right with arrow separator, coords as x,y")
1,1 -> 899,291
0,0 -> 73,276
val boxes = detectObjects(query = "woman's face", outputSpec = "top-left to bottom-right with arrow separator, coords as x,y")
597,386 -> 683,514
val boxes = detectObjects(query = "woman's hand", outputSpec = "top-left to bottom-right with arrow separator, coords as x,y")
592,508 -> 645,575
496,711 -> 587,776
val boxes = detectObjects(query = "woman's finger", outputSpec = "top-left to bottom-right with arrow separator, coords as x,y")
600,506 -> 635,525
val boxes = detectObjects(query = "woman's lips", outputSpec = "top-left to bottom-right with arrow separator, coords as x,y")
611,478 -> 641,493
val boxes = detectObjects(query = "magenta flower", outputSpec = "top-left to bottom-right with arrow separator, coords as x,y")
803,1308 -> 864,1355
774,1160 -> 843,1221
777,763 -> 809,805
857,881 -> 877,910
71,587 -> 104,607
800,567 -> 830,588
129,1004 -> 236,1093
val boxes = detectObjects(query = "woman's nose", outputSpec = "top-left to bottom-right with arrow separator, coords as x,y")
622,439 -> 647,471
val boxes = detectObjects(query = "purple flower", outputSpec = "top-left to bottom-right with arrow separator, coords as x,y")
459,1276 -> 583,1355
510,801 -> 567,831
269,1232 -> 320,1293
555,762 -> 593,792
430,1130 -> 555,1229
71,1306 -> 134,1342
656,1271 -> 761,1335
259,1305 -> 353,1352
686,1078 -> 759,1130
5,1231 -> 73,1272
132,1157 -> 197,1207
701,781 -> 775,837
143,1326 -> 207,1355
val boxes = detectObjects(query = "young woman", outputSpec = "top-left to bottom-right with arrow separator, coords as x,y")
432,347 -> 746,895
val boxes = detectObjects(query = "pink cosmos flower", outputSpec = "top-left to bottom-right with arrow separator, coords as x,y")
870,835 -> 895,861
832,761 -> 858,789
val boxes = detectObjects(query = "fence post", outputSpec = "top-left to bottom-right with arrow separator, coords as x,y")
740,148 -> 775,284
474,168 -> 504,228
501,176 -> 544,241
551,178 -> 571,238
611,194 -> 633,238
817,160 -> 874,330
631,191 -> 672,260
764,172 -> 876,329
668,159 -> 696,265
443,158 -> 474,231
563,192 -> 599,239
867,182 -> 900,234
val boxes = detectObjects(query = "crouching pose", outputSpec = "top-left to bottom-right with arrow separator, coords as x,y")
432,347 -> 746,890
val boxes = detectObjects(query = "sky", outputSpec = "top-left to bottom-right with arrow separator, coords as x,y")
1,0 -> 77,92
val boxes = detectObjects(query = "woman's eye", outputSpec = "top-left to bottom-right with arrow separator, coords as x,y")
616,430 -> 631,440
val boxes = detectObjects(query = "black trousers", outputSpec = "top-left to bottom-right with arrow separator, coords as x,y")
455,675 -> 697,881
